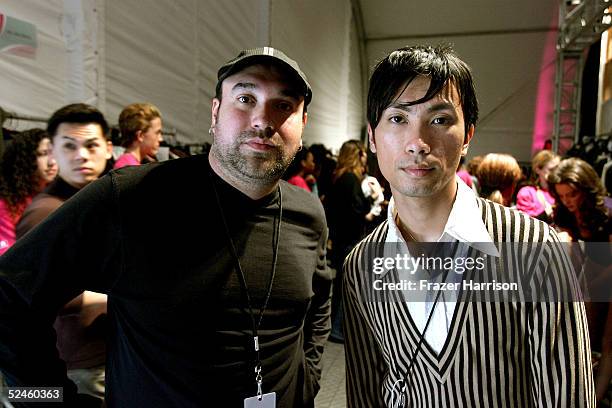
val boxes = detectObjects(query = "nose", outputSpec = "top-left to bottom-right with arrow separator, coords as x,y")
404,127 -> 431,156
75,146 -> 89,160
251,104 -> 275,138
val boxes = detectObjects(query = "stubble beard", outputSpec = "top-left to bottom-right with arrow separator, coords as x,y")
211,129 -> 297,184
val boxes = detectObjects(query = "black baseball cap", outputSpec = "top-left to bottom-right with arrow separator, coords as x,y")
216,47 -> 312,106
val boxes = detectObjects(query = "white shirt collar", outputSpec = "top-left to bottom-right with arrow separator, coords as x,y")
386,176 -> 499,257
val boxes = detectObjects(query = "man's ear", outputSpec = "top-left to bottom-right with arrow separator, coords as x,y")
367,123 -> 377,153
211,98 -> 220,128
302,111 -> 308,128
105,140 -> 113,160
136,130 -> 144,143
461,124 -> 475,156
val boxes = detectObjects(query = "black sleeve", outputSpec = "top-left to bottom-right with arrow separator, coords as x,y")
0,174 -> 123,405
303,226 -> 332,395
342,173 -> 371,219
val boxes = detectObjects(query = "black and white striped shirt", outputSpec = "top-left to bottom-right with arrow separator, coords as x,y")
343,196 -> 595,407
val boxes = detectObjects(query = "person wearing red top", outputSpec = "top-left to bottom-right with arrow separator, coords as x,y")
284,146 -> 316,192
0,128 -> 57,254
516,149 -> 559,222
114,103 -> 163,169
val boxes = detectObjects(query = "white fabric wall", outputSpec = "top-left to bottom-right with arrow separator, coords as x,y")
270,0 -> 363,151
0,0 -> 99,129
367,32 -> 551,161
1,0 -> 364,150
104,0 -> 268,146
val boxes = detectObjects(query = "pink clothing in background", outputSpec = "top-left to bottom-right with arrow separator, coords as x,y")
287,175 -> 311,192
516,186 -> 555,217
114,153 -> 140,169
0,197 -> 31,255
456,170 -> 473,188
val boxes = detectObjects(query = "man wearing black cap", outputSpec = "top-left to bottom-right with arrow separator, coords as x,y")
0,48 -> 331,407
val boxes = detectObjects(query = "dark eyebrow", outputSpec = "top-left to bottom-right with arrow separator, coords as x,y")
59,135 -> 100,143
232,82 -> 257,92
387,101 -> 456,113
232,82 -> 301,102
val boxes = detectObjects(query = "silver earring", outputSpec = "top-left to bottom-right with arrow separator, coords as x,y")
208,126 -> 214,137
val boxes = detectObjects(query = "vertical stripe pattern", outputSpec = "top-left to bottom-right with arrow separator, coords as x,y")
343,198 -> 596,407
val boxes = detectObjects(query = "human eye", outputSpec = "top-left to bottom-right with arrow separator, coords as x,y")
277,100 -> 295,112
388,114 -> 405,124
432,117 -> 447,125
432,115 -> 455,126
237,95 -> 255,104
86,141 -> 101,150
63,142 -> 76,151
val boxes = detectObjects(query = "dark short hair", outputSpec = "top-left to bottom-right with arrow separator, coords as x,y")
367,45 -> 478,138
47,103 -> 109,139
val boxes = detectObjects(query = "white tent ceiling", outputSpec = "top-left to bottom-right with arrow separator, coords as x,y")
359,0 -> 557,39
356,0 -> 560,160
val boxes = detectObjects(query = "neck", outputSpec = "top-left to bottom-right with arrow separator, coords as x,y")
392,179 -> 457,242
208,153 -> 278,200
125,145 -> 141,162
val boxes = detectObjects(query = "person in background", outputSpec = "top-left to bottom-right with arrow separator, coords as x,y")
310,143 -> 336,203
466,154 -> 483,193
516,149 -> 560,223
0,128 -> 57,254
14,103 -> 113,406
114,102 -> 163,168
475,153 -> 522,206
548,157 -> 610,243
455,156 -> 472,188
284,145 -> 316,192
325,139 -> 379,342
548,157 -> 612,406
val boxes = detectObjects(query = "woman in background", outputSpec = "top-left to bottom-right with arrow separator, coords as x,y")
284,146 -> 316,192
516,150 -> 560,223
548,157 -> 611,406
325,140 -> 378,342
0,128 -> 57,254
475,153 -> 522,206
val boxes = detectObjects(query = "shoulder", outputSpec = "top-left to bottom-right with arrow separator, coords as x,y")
476,197 -> 553,242
114,153 -> 140,169
110,154 -> 209,194
280,180 -> 326,233
516,185 -> 537,198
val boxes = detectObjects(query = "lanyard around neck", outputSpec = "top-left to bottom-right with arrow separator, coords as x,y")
209,168 -> 282,396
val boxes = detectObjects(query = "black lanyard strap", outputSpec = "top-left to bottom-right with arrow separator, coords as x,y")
209,169 -> 282,398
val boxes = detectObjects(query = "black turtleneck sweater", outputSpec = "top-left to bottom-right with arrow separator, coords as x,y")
0,153 -> 331,407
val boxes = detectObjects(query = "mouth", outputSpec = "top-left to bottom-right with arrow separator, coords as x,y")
402,166 -> 435,177
244,138 -> 277,151
75,167 -> 94,174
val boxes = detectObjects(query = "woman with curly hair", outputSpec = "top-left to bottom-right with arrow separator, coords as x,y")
0,128 -> 57,254
548,157 -> 612,405
548,157 -> 610,242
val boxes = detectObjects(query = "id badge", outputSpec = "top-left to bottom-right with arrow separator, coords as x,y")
244,392 -> 276,408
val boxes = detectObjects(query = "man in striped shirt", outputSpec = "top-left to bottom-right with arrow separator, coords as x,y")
343,45 -> 595,407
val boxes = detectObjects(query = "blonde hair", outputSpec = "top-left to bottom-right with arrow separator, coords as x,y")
476,153 -> 522,205
118,103 -> 162,147
334,140 -> 367,182
531,149 -> 559,185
